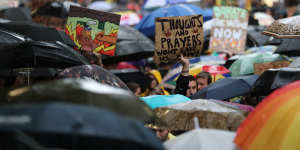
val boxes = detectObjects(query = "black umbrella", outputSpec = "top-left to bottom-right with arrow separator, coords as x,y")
111,69 -> 151,93
191,75 -> 259,100
248,68 -> 300,97
7,78 -> 153,121
58,64 -> 129,90
3,7 -> 32,22
0,29 -> 30,49
102,25 -> 154,64
0,103 -> 163,150
0,41 -> 89,68
247,25 -> 270,46
0,21 -> 75,47
275,39 -> 300,56
33,1 -> 68,18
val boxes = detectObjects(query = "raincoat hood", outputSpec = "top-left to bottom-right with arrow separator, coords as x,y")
149,69 -> 162,84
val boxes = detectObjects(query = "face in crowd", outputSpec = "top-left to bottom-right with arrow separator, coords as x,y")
186,80 -> 197,97
197,77 -> 209,91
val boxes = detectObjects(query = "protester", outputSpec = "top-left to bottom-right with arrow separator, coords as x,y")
174,55 -> 198,97
140,69 -> 169,96
196,71 -> 212,91
127,82 -> 141,96
155,129 -> 175,142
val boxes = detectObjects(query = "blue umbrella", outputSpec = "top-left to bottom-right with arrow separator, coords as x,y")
191,75 -> 259,100
136,4 -> 213,37
140,94 -> 191,109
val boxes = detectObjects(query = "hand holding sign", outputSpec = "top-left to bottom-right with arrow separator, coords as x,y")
154,15 -> 204,66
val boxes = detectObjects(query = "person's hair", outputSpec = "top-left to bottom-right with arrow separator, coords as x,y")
126,82 -> 140,93
187,75 -> 196,82
196,71 -> 212,84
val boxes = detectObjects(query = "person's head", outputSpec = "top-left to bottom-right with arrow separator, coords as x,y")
147,70 -> 162,89
186,75 -> 197,97
155,129 -> 169,141
196,71 -> 212,91
127,82 -> 141,96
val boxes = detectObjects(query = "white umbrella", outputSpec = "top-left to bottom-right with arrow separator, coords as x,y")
88,1 -> 117,11
164,128 -> 238,150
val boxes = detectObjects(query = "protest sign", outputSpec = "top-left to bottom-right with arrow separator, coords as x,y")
65,6 -> 121,56
254,61 -> 291,75
154,15 -> 204,65
209,6 -> 249,54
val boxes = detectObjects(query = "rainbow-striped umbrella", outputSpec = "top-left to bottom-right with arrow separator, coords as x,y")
235,81 -> 300,150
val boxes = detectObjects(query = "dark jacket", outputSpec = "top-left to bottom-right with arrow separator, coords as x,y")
174,74 -> 190,96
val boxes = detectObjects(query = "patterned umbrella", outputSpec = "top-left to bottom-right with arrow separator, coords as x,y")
58,65 -> 129,90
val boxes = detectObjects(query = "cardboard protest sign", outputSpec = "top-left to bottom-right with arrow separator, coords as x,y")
154,15 -> 204,65
254,61 -> 291,75
65,6 -> 121,56
209,6 -> 249,54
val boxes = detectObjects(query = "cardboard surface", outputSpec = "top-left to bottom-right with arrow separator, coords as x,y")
154,15 -> 204,65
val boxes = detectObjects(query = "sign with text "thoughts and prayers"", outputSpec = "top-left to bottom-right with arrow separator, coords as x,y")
154,15 -> 204,65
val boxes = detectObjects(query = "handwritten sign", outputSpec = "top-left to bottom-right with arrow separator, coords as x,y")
65,6 -> 121,56
254,61 -> 291,75
154,15 -> 204,65
209,6 -> 249,54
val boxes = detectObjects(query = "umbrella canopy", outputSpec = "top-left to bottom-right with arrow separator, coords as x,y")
263,15 -> 300,38
153,99 -> 248,131
0,41 -> 89,68
191,74 -> 259,100
88,1 -> 117,12
103,25 -> 154,64
115,11 -> 142,26
111,69 -> 151,92
0,103 -> 163,150
58,65 -> 129,90
245,45 -> 277,54
0,21 -> 75,47
247,68 -> 300,99
164,129 -> 237,150
253,12 -> 274,26
235,81 -> 300,150
275,38 -> 300,56
247,25 -> 271,46
140,94 -> 191,109
0,29 -> 30,49
7,78 -> 152,121
136,4 -> 213,37
3,7 -> 32,22
229,52 -> 287,76
289,57 -> 300,68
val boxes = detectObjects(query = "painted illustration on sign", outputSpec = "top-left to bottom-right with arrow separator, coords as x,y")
209,6 -> 249,54
65,6 -> 121,56
154,15 -> 204,65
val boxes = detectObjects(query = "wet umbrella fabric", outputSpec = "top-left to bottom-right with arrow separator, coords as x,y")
0,21 -> 75,47
229,52 -> 287,76
7,78 -> 152,121
135,4 -> 213,37
275,38 -> 300,56
0,29 -> 30,49
191,75 -> 259,100
248,68 -> 300,98
58,65 -> 129,90
153,99 -> 248,131
3,7 -> 32,22
0,41 -> 89,68
164,129 -> 237,150
0,103 -> 163,150
102,25 -> 154,63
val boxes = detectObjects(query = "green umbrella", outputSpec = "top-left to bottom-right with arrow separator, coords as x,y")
229,52 -> 287,76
